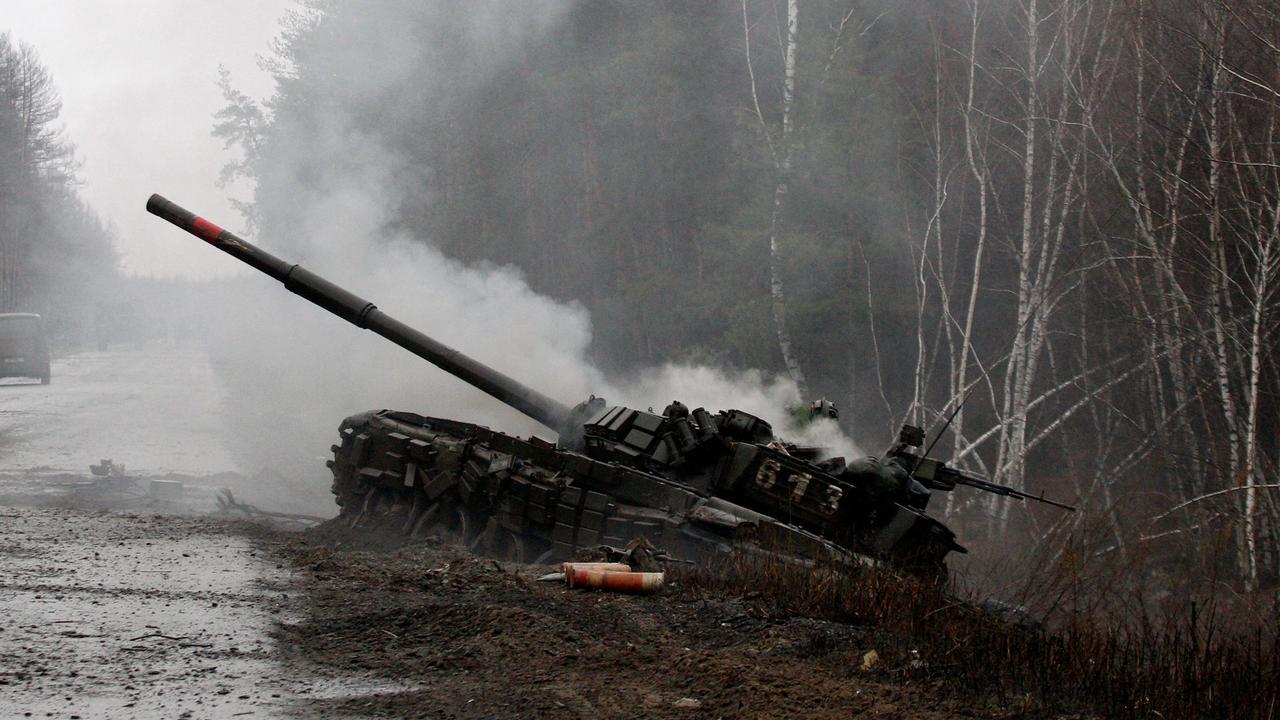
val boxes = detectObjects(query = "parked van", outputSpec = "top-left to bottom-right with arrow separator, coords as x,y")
0,313 -> 50,384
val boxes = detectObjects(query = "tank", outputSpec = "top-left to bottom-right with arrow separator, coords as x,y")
147,194 -> 1073,572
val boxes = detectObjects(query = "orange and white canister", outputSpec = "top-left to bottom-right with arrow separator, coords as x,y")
562,562 -> 631,574
566,567 -> 664,594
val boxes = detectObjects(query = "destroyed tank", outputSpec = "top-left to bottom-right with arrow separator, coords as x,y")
147,194 -> 1072,572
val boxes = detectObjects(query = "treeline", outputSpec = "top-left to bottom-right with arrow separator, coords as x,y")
227,1 -> 1280,590
0,33 -> 116,343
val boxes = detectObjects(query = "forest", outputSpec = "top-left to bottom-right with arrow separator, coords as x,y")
214,0 -> 1280,596
0,33 -> 117,344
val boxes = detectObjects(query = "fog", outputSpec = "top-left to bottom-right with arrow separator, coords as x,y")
2,0 -> 290,278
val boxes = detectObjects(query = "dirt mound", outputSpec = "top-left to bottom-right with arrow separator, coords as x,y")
270,524 -> 1013,719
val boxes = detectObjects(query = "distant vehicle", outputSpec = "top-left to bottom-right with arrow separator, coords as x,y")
0,313 -> 51,384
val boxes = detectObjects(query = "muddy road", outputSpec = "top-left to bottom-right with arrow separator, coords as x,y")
0,509 -> 297,717
0,347 -> 324,514
0,348 -> 309,718
0,349 -> 237,478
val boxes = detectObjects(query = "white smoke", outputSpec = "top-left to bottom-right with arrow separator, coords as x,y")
207,165 -> 864,511
202,4 -> 863,512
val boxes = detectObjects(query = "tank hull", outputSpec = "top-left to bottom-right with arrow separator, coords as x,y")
328,410 -> 956,572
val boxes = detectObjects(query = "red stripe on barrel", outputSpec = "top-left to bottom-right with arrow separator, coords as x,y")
191,217 -> 224,244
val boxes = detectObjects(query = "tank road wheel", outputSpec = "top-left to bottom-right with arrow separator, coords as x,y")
348,487 -> 383,528
498,529 -> 527,563
400,491 -> 427,535
434,500 -> 478,548
408,499 -> 441,538
480,519 -> 527,563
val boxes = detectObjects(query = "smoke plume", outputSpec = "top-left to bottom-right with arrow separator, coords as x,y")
204,3 -> 861,512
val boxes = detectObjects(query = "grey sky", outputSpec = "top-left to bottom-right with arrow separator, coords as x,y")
4,0 -> 293,278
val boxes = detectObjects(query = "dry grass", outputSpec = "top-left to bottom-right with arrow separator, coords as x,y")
675,542 -> 1280,719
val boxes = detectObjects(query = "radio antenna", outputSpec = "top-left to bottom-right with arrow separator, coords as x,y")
913,385 -> 974,472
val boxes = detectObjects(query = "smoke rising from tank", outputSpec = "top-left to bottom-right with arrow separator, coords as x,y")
200,3 -> 861,512
208,162 -> 861,511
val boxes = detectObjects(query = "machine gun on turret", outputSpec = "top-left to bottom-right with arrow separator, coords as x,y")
886,424 -> 1076,512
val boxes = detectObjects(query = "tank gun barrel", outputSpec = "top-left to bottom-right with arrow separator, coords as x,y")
146,194 -> 574,433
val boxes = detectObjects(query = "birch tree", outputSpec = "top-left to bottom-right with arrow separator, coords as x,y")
744,0 -> 809,397
1091,0 -> 1280,587
912,0 -> 1121,536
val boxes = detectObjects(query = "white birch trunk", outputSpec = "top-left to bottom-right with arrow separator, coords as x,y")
947,0 -> 990,516
995,0 -> 1042,532
768,0 -> 807,397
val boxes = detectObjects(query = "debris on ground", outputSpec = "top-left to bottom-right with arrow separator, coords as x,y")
566,566 -> 665,594
536,559 -> 666,595
861,649 -> 881,671
89,458 -> 125,476
268,520 -> 999,720
147,478 -> 184,500
537,561 -> 632,583
584,536 -> 687,572
214,488 -> 327,528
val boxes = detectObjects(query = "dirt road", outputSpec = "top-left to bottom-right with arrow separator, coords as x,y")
0,509 -> 296,717
0,348 -> 310,718
0,348 -> 237,477
0,347 -> 325,514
